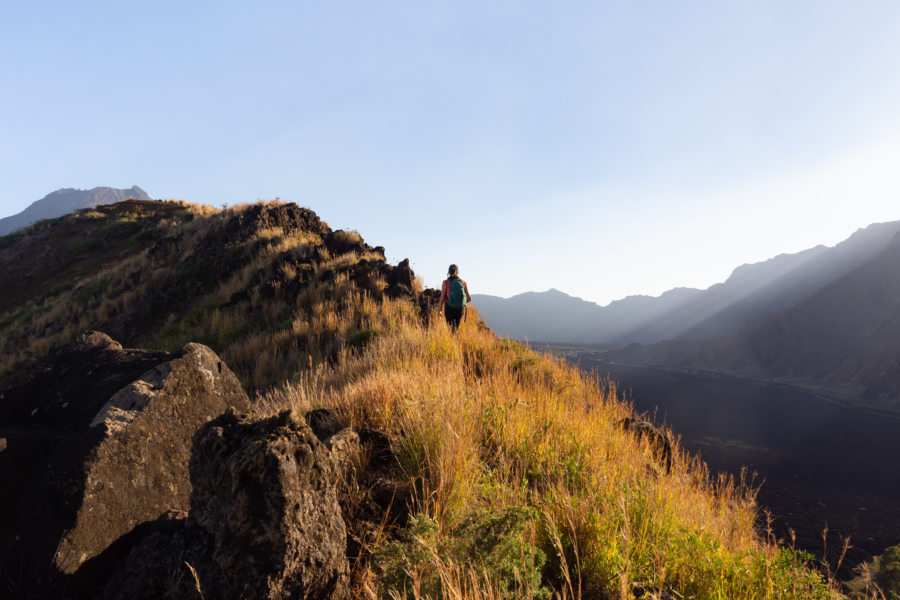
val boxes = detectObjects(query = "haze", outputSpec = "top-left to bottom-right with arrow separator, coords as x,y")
2,1 -> 900,305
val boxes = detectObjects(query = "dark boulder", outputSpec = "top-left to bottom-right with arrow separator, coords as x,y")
325,229 -> 368,256
0,332 -> 249,595
385,258 -> 415,298
225,203 -> 329,243
188,409 -> 350,599
102,409 -> 351,600
306,407 -> 343,441
417,288 -> 442,323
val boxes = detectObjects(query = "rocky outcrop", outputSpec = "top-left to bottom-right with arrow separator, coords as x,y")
386,258 -> 415,298
0,332 -> 409,600
224,202 -> 330,243
0,332 -> 249,594
191,409 -> 350,599
100,409 -> 353,600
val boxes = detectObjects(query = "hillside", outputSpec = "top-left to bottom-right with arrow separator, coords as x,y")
0,199 -> 421,391
0,200 -> 855,598
475,220 -> 900,348
608,230 -> 900,412
0,186 -> 150,235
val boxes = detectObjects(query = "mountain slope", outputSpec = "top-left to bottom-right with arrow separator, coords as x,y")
607,230 -> 900,411
0,186 -> 150,235
0,199 -> 837,598
0,199 -> 423,390
678,220 -> 900,341
471,288 -> 604,341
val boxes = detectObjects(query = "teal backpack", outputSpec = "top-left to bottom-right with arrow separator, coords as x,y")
448,278 -> 467,308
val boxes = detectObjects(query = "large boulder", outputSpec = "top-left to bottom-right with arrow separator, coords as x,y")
100,409 -> 351,600
0,332 -> 249,594
190,409 -> 350,599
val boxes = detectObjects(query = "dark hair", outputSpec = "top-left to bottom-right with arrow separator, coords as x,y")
448,264 -> 459,277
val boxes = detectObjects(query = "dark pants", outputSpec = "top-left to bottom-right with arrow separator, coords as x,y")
445,306 -> 463,330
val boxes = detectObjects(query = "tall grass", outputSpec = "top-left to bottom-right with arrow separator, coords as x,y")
262,306 -> 846,599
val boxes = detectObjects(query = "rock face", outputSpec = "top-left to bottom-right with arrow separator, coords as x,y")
0,332 -> 249,593
1,331 -> 398,599
57,340 -> 250,574
192,410 -> 350,599
101,410 -> 352,600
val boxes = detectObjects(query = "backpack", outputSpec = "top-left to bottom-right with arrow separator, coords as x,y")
447,278 -> 467,308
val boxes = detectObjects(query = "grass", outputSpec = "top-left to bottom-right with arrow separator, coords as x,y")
0,199 -> 412,391
260,303 -> 848,599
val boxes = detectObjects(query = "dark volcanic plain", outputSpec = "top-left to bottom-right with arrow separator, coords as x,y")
548,344 -> 900,573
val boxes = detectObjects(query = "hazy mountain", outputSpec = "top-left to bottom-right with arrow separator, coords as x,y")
0,186 -> 150,235
676,221 -> 900,341
471,289 -> 604,342
606,230 -> 900,410
475,220 -> 900,347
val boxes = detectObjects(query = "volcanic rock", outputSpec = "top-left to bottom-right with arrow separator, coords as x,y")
0,332 -> 249,593
190,409 -> 350,599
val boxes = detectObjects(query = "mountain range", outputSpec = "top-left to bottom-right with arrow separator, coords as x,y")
474,220 -> 900,410
0,186 -> 150,235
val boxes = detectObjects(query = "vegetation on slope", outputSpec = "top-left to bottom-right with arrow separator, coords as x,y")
260,300 -> 851,599
0,199 -> 881,598
0,199 -> 421,391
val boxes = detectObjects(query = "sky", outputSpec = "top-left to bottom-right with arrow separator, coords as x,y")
2,1 -> 900,305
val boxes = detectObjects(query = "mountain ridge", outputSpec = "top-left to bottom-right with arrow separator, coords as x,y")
475,219 -> 900,346
607,229 -> 900,411
0,186 -> 150,236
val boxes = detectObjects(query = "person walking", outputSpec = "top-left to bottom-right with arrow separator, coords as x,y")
440,264 -> 471,331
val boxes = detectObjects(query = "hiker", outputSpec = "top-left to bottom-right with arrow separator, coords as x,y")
440,264 -> 471,331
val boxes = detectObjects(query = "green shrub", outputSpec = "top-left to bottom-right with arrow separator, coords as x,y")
882,543 -> 900,598
49,281 -> 73,296
0,304 -> 51,330
376,508 -> 550,599
130,226 -> 162,244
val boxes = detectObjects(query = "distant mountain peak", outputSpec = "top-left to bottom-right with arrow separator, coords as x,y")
0,186 -> 152,236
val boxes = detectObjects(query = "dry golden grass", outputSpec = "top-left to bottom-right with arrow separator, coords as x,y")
0,200 -> 412,392
260,305 -> 851,599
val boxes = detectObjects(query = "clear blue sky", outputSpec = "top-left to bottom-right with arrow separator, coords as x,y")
3,1 -> 900,304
